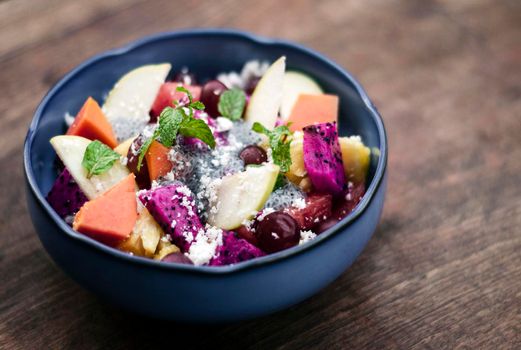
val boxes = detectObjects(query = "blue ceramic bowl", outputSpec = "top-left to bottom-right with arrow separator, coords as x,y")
24,29 -> 387,322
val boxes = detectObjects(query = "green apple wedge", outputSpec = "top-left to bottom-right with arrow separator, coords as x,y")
280,71 -> 323,120
207,163 -> 280,230
50,135 -> 130,199
102,63 -> 171,141
244,57 -> 286,129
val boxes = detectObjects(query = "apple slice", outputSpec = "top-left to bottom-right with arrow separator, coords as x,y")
244,57 -> 286,129
208,163 -> 280,230
50,135 -> 130,199
280,71 -> 323,120
102,63 -> 171,141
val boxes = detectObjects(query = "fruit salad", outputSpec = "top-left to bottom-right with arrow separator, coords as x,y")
46,57 -> 371,266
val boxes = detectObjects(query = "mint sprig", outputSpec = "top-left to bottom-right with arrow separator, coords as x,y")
218,89 -> 246,121
252,122 -> 292,173
137,87 -> 215,170
82,140 -> 121,178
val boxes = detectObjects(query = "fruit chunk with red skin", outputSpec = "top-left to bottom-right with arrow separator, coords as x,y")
46,168 -> 88,220
303,122 -> 346,195
209,231 -> 265,266
315,182 -> 366,233
139,183 -> 204,252
150,83 -> 202,121
73,174 -> 138,246
66,97 -> 118,148
235,225 -> 258,246
285,193 -> 332,230
126,134 -> 151,189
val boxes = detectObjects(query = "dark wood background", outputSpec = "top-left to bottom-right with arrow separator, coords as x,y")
1,0 -> 520,349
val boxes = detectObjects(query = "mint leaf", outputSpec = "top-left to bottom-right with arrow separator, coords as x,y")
252,122 -> 292,173
158,107 -> 184,147
137,88 -> 215,168
179,118 -> 216,149
82,140 -> 121,178
252,122 -> 270,135
218,89 -> 246,121
190,101 -> 205,110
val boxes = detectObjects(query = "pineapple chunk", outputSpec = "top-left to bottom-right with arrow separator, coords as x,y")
118,208 -> 162,257
285,131 -> 310,189
339,136 -> 370,183
288,131 -> 306,178
118,230 -> 145,256
154,241 -> 180,260
135,208 -> 162,256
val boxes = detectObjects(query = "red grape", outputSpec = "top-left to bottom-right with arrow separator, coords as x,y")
200,80 -> 227,118
239,145 -> 267,165
255,212 -> 299,253
162,252 -> 193,264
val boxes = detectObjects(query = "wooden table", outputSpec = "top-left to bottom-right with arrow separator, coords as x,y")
1,0 -> 520,348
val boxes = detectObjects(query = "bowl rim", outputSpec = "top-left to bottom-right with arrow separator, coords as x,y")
24,28 -> 388,275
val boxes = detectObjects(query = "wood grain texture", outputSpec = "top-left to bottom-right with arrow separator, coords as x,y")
0,0 -> 520,349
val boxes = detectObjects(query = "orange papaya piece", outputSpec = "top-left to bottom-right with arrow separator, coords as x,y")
286,94 -> 338,132
67,97 -> 118,148
73,174 -> 137,246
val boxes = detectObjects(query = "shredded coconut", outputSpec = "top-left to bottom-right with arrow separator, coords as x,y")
215,117 -> 234,132
292,197 -> 306,209
257,208 -> 276,221
216,60 -> 269,89
299,230 -> 317,244
183,231 -> 194,243
186,225 -> 224,266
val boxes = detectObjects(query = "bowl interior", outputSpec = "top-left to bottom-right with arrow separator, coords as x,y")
29,31 -> 383,198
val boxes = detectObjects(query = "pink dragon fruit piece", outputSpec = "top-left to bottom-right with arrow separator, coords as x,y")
209,231 -> 265,266
139,183 -> 204,252
303,122 -> 346,195
46,168 -> 88,220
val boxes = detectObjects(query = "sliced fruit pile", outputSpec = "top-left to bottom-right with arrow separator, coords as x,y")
46,57 -> 371,267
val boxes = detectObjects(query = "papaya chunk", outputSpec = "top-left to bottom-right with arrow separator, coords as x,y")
145,140 -> 172,182
67,97 -> 118,148
73,174 -> 137,246
286,94 -> 338,132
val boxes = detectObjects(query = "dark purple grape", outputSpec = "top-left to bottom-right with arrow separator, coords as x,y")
244,76 -> 261,95
200,80 -> 228,118
173,67 -> 197,86
126,134 -> 151,189
239,145 -> 267,165
161,252 -> 193,265
255,212 -> 299,253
